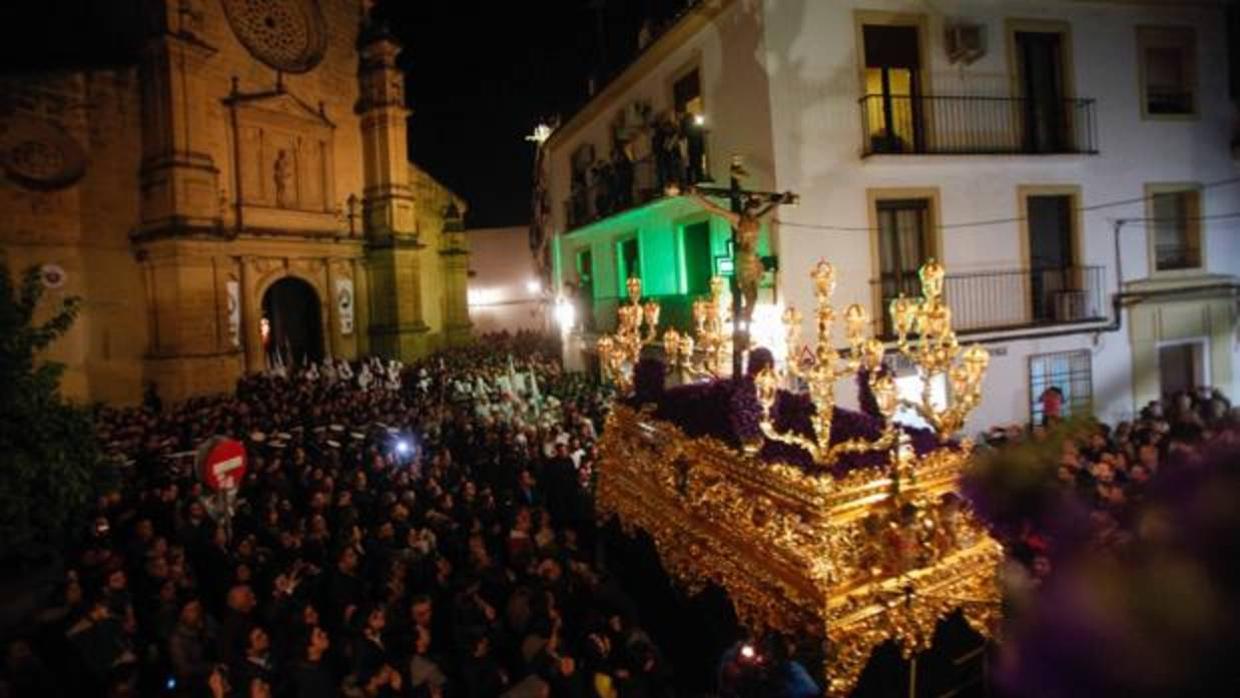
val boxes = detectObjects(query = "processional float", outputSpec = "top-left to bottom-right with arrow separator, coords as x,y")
595,260 -> 1002,696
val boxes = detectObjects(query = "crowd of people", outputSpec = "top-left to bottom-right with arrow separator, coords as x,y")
0,332 -> 694,698
568,105 -> 708,226
6,319 -> 1237,698
981,387 -> 1238,584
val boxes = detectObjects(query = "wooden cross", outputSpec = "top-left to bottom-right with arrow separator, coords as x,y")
690,157 -> 798,379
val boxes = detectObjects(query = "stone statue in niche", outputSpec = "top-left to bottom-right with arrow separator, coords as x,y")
274,149 -> 293,208
178,0 -> 204,35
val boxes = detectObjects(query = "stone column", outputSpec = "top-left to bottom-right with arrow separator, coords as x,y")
240,256 -> 264,373
353,257 -> 371,358
358,22 -> 427,360
137,1 -> 220,233
438,202 -> 472,345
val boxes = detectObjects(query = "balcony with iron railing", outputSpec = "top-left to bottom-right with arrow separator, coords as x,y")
859,94 -> 1099,157
564,143 -> 713,230
871,266 -> 1107,335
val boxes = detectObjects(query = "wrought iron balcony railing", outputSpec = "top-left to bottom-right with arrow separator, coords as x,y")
859,94 -> 1099,157
564,145 -> 712,230
872,266 -> 1106,335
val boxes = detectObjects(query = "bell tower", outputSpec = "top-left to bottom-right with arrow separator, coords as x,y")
357,17 -> 429,359
439,202 -> 473,346
135,0 -> 243,400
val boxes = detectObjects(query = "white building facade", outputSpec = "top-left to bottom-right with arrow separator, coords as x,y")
467,226 -> 549,334
545,0 -> 1240,432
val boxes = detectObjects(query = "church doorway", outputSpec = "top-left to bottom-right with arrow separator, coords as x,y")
260,277 -> 324,369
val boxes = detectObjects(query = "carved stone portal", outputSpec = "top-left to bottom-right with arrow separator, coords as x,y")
230,92 -> 336,220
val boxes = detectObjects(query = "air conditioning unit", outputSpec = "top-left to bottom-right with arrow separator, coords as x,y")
946,23 -> 985,65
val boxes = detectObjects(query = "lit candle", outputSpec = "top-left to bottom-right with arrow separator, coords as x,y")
812,260 -> 836,300
643,300 -> 660,328
844,304 -> 868,344
626,277 -> 642,304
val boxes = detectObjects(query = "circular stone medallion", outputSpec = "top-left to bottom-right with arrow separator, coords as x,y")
222,0 -> 328,74
0,118 -> 87,191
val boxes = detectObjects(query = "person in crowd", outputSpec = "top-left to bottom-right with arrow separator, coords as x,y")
984,388 -> 1237,575
17,331 -> 635,698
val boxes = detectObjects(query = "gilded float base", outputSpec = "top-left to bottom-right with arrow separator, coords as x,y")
596,405 -> 1003,697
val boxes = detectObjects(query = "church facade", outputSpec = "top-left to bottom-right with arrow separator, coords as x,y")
0,0 -> 472,405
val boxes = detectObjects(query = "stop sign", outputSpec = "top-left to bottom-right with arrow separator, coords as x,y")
197,437 -> 247,491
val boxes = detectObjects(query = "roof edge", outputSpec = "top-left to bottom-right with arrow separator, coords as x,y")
545,0 -> 736,151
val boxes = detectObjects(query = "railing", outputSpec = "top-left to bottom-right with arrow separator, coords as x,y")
566,157 -> 659,230
1154,243 -> 1201,270
859,94 -> 1098,156
565,145 -> 712,230
872,266 -> 1106,335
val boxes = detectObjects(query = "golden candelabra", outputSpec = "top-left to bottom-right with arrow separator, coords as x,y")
596,277 -> 660,393
593,258 -> 1002,697
754,260 -> 901,465
663,276 -> 730,381
889,260 -> 990,441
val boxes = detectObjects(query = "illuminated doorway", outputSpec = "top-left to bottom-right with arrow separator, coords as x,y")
261,277 -> 324,369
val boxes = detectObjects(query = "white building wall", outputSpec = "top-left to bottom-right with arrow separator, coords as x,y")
546,0 -> 778,277
760,0 -> 1238,428
548,0 -> 1238,430
466,226 -> 547,334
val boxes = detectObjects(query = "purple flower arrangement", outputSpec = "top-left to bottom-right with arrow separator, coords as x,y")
632,357 -> 667,405
626,356 -> 944,476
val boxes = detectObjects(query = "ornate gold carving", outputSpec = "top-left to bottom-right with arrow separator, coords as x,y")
222,0 -> 328,74
596,258 -> 1001,696
664,276 -> 730,381
596,277 -> 660,393
888,260 -> 990,440
597,406 -> 1003,697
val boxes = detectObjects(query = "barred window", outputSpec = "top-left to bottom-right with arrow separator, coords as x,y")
1029,350 -> 1092,424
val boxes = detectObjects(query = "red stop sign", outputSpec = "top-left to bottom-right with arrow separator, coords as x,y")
198,438 -> 247,491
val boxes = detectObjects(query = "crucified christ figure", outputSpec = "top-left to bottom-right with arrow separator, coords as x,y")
687,187 -> 795,326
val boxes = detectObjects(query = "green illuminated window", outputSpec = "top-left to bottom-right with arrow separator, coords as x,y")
681,221 -> 713,294
576,249 -> 595,300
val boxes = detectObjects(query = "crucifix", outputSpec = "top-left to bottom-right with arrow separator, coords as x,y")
688,156 -> 798,379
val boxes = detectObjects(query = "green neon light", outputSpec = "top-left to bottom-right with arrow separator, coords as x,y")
561,196 -> 773,318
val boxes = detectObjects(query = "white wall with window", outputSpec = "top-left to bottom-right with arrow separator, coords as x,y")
546,0 -> 1239,431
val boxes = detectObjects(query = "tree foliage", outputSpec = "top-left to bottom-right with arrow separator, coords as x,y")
0,265 -> 101,563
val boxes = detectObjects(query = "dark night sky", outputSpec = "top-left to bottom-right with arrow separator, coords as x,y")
0,0 -> 694,227
374,0 -> 693,226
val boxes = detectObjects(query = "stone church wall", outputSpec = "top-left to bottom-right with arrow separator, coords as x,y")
0,69 -> 147,403
1,0 -> 472,405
